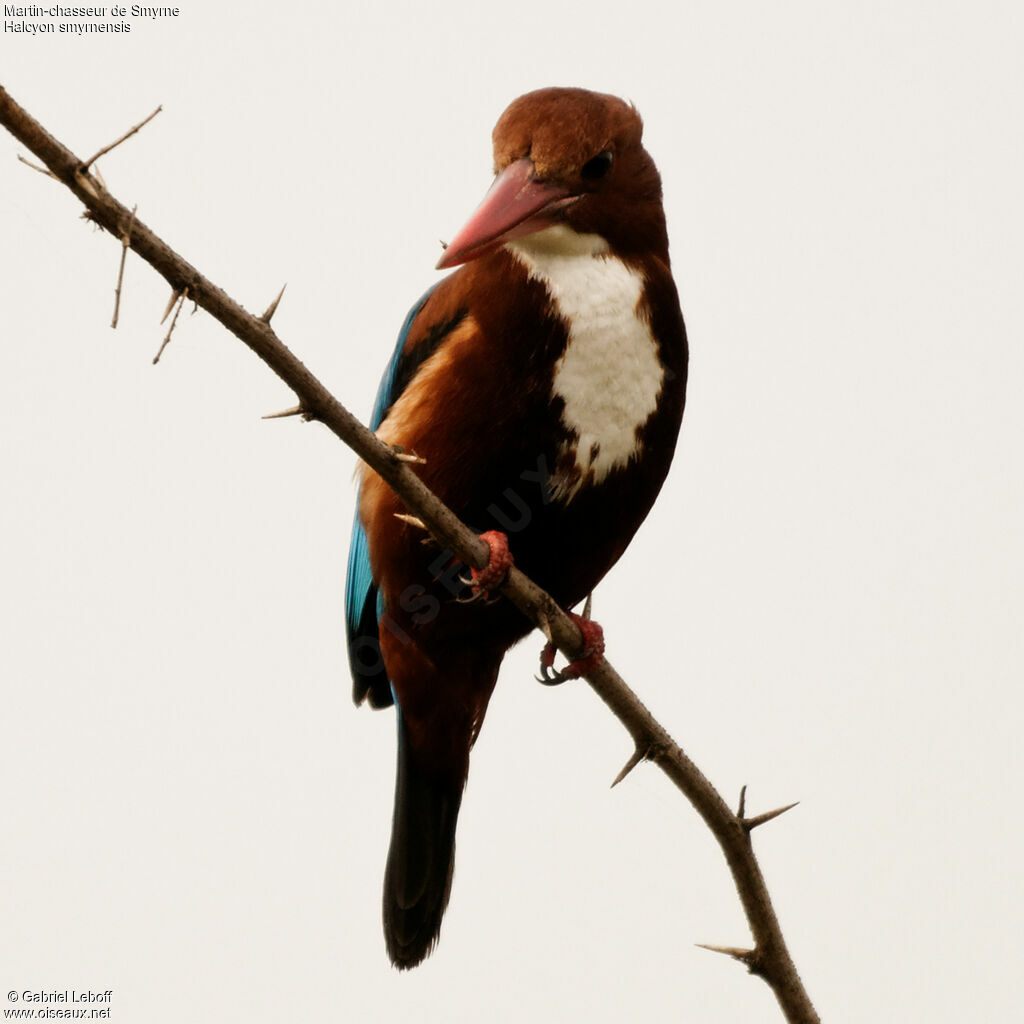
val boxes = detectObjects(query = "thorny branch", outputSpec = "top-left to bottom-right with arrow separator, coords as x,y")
0,85 -> 819,1024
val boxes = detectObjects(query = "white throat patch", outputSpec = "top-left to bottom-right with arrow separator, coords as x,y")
506,226 -> 664,501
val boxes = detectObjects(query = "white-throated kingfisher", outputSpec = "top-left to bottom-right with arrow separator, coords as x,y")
345,87 -> 688,968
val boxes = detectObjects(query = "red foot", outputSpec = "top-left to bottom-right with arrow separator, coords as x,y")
469,530 -> 513,596
537,613 -> 606,685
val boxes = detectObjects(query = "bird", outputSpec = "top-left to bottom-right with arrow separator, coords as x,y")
345,86 -> 688,969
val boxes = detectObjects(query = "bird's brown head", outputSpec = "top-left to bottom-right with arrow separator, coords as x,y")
437,87 -> 667,269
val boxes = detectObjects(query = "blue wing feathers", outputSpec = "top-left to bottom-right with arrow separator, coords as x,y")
344,520 -> 374,640
345,285 -> 439,707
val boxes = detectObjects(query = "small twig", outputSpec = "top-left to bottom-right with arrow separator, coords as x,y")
17,152 -> 58,180
153,286 -> 187,364
81,105 -> 162,172
260,283 -> 287,324
111,204 -> 138,329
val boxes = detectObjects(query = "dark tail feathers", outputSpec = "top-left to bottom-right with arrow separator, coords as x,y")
383,717 -> 463,969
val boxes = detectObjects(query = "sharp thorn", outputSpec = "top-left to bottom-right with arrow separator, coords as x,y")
582,591 -> 593,620
743,802 -> 800,831
153,287 -> 187,364
696,943 -> 755,963
73,170 -> 100,201
392,447 -> 427,465
393,513 -> 427,530
262,404 -> 306,420
260,283 -> 287,323
160,287 -> 182,324
611,747 -> 646,788
737,784 -> 747,819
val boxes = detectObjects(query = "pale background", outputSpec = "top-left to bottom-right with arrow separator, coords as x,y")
2,2 -> 1021,1021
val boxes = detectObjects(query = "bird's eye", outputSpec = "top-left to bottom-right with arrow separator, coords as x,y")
580,150 -> 614,180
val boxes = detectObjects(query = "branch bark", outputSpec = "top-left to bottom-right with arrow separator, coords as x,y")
0,84 -> 819,1024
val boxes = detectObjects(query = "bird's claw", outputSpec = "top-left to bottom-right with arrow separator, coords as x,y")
535,644 -> 564,684
455,572 -> 479,601
468,531 -> 513,597
535,613 -> 606,685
